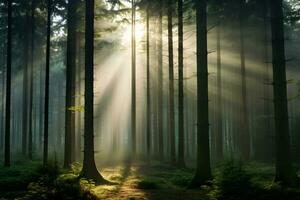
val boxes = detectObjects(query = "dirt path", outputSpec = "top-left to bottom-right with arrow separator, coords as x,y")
92,165 -> 208,200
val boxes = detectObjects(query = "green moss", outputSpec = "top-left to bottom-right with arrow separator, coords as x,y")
0,162 -> 41,192
170,174 -> 193,187
135,178 -> 160,189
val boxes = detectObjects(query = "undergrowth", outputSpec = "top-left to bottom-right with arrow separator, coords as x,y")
209,160 -> 300,200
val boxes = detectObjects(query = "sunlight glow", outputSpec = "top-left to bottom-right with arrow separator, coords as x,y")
122,21 -> 145,46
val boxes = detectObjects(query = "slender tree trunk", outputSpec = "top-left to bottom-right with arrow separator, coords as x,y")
146,5 -> 151,161
131,0 -> 136,159
239,0 -> 250,160
4,0 -> 12,167
65,0 -> 77,168
81,0 -> 106,184
270,0 -> 296,185
157,3 -> 164,161
177,0 -> 185,168
28,0 -> 36,160
215,24 -> 223,161
39,62 -> 44,152
112,127 -> 118,155
168,0 -> 176,165
190,0 -> 212,187
0,46 -> 5,152
152,21 -> 158,158
262,0 -> 273,161
76,32 -> 83,161
22,6 -> 30,156
43,0 -> 51,166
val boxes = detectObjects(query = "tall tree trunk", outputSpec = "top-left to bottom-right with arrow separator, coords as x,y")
168,0 -> 176,165
239,0 -> 250,160
152,21 -> 158,158
215,24 -> 223,161
131,0 -> 136,158
28,0 -> 36,160
0,44 -> 5,152
190,0 -> 211,187
39,60 -> 44,152
4,0 -> 12,167
22,6 -> 30,156
177,0 -> 185,168
81,0 -> 106,184
76,32 -> 83,161
43,0 -> 51,166
146,5 -> 151,161
270,0 -> 296,185
262,0 -> 273,161
157,2 -> 164,161
65,0 -> 77,168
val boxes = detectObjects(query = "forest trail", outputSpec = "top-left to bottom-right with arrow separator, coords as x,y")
93,165 -> 208,200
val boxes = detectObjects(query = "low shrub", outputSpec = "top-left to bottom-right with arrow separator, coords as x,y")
210,160 -> 253,200
136,178 -> 160,189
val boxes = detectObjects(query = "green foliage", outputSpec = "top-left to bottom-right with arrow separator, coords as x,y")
135,178 -> 160,189
36,161 -> 60,184
0,162 -> 41,192
0,161 -> 98,200
169,171 -> 193,187
209,161 -> 300,200
209,160 -> 253,200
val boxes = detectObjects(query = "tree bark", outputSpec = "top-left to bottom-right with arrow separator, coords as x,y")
270,0 -> 296,185
28,0 -> 36,160
146,5 -> 151,161
190,0 -> 212,187
239,0 -> 250,160
65,0 -> 77,168
43,0 -> 51,166
0,41 -> 5,152
81,0 -> 106,184
157,2 -> 164,161
177,0 -> 185,168
131,0 -> 136,159
76,31 -> 83,161
262,0 -> 273,162
22,5 -> 30,156
215,24 -> 223,161
168,0 -> 176,165
39,57 -> 44,152
4,0 -> 12,167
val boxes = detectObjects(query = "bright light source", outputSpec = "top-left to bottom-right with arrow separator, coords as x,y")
122,21 -> 145,46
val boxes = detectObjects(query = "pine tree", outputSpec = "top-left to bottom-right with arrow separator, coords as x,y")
43,0 -> 52,166
168,0 -> 176,165
270,0 -> 296,185
190,0 -> 212,187
65,0 -> 78,168
177,0 -> 185,168
4,0 -> 12,167
131,0 -> 137,159
80,0 -> 106,184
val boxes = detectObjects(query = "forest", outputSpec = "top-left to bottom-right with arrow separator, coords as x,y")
0,0 -> 300,199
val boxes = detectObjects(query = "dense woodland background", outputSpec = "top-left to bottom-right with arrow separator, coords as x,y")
0,0 -> 300,199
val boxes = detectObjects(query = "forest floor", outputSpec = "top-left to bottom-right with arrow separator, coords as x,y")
94,164 -> 208,200
0,161 -> 300,200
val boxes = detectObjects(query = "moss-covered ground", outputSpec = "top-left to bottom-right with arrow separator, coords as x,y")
0,161 -> 299,200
